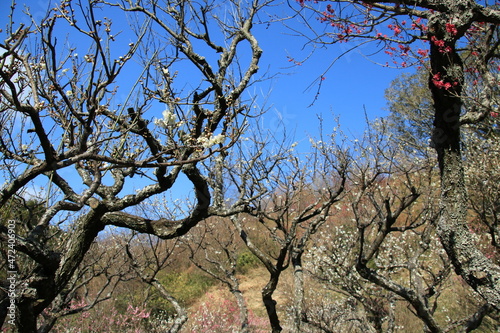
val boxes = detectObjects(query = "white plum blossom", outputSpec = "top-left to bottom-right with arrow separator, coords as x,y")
196,136 -> 209,147
211,134 -> 225,145
153,118 -> 163,127
197,133 -> 225,148
154,110 -> 177,128
162,110 -> 177,126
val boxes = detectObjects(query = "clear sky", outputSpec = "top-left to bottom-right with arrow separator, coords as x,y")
255,24 -> 407,141
247,2 -> 413,151
0,0 -> 409,141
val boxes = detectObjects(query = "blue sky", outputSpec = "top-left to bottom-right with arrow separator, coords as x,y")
243,4 -> 409,144
0,0 -> 409,141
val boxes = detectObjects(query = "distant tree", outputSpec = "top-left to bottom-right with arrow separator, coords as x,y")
466,132 -> 500,253
382,66 -> 500,155
296,0 -> 500,311
213,123 -> 349,333
124,232 -> 187,333
182,217 -> 251,333
218,130 -> 299,333
382,69 -> 434,155
0,0 -> 267,331
305,121 -> 500,332
0,196 -> 48,328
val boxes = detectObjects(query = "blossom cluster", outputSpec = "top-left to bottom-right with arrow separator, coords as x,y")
197,133 -> 226,148
431,72 -> 458,90
154,110 -> 178,128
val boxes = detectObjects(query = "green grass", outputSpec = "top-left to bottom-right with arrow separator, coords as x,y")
236,250 -> 261,274
148,270 -> 215,316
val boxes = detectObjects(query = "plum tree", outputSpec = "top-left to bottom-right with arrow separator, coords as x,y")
295,0 -> 500,312
0,0 -> 267,331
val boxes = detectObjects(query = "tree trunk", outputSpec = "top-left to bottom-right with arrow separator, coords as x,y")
429,16 -> 500,310
9,209 -> 106,333
15,300 -> 37,333
262,275 -> 282,333
291,250 -> 304,333
230,285 -> 249,333
232,217 -> 285,333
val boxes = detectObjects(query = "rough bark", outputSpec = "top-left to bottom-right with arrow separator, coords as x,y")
231,286 -> 250,333
9,208 -> 106,333
428,10 -> 500,311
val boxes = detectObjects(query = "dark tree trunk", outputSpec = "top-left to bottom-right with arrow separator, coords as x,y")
5,209 -> 106,333
291,248 -> 305,333
428,14 -> 500,310
262,274 -> 282,333
16,300 -> 38,333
